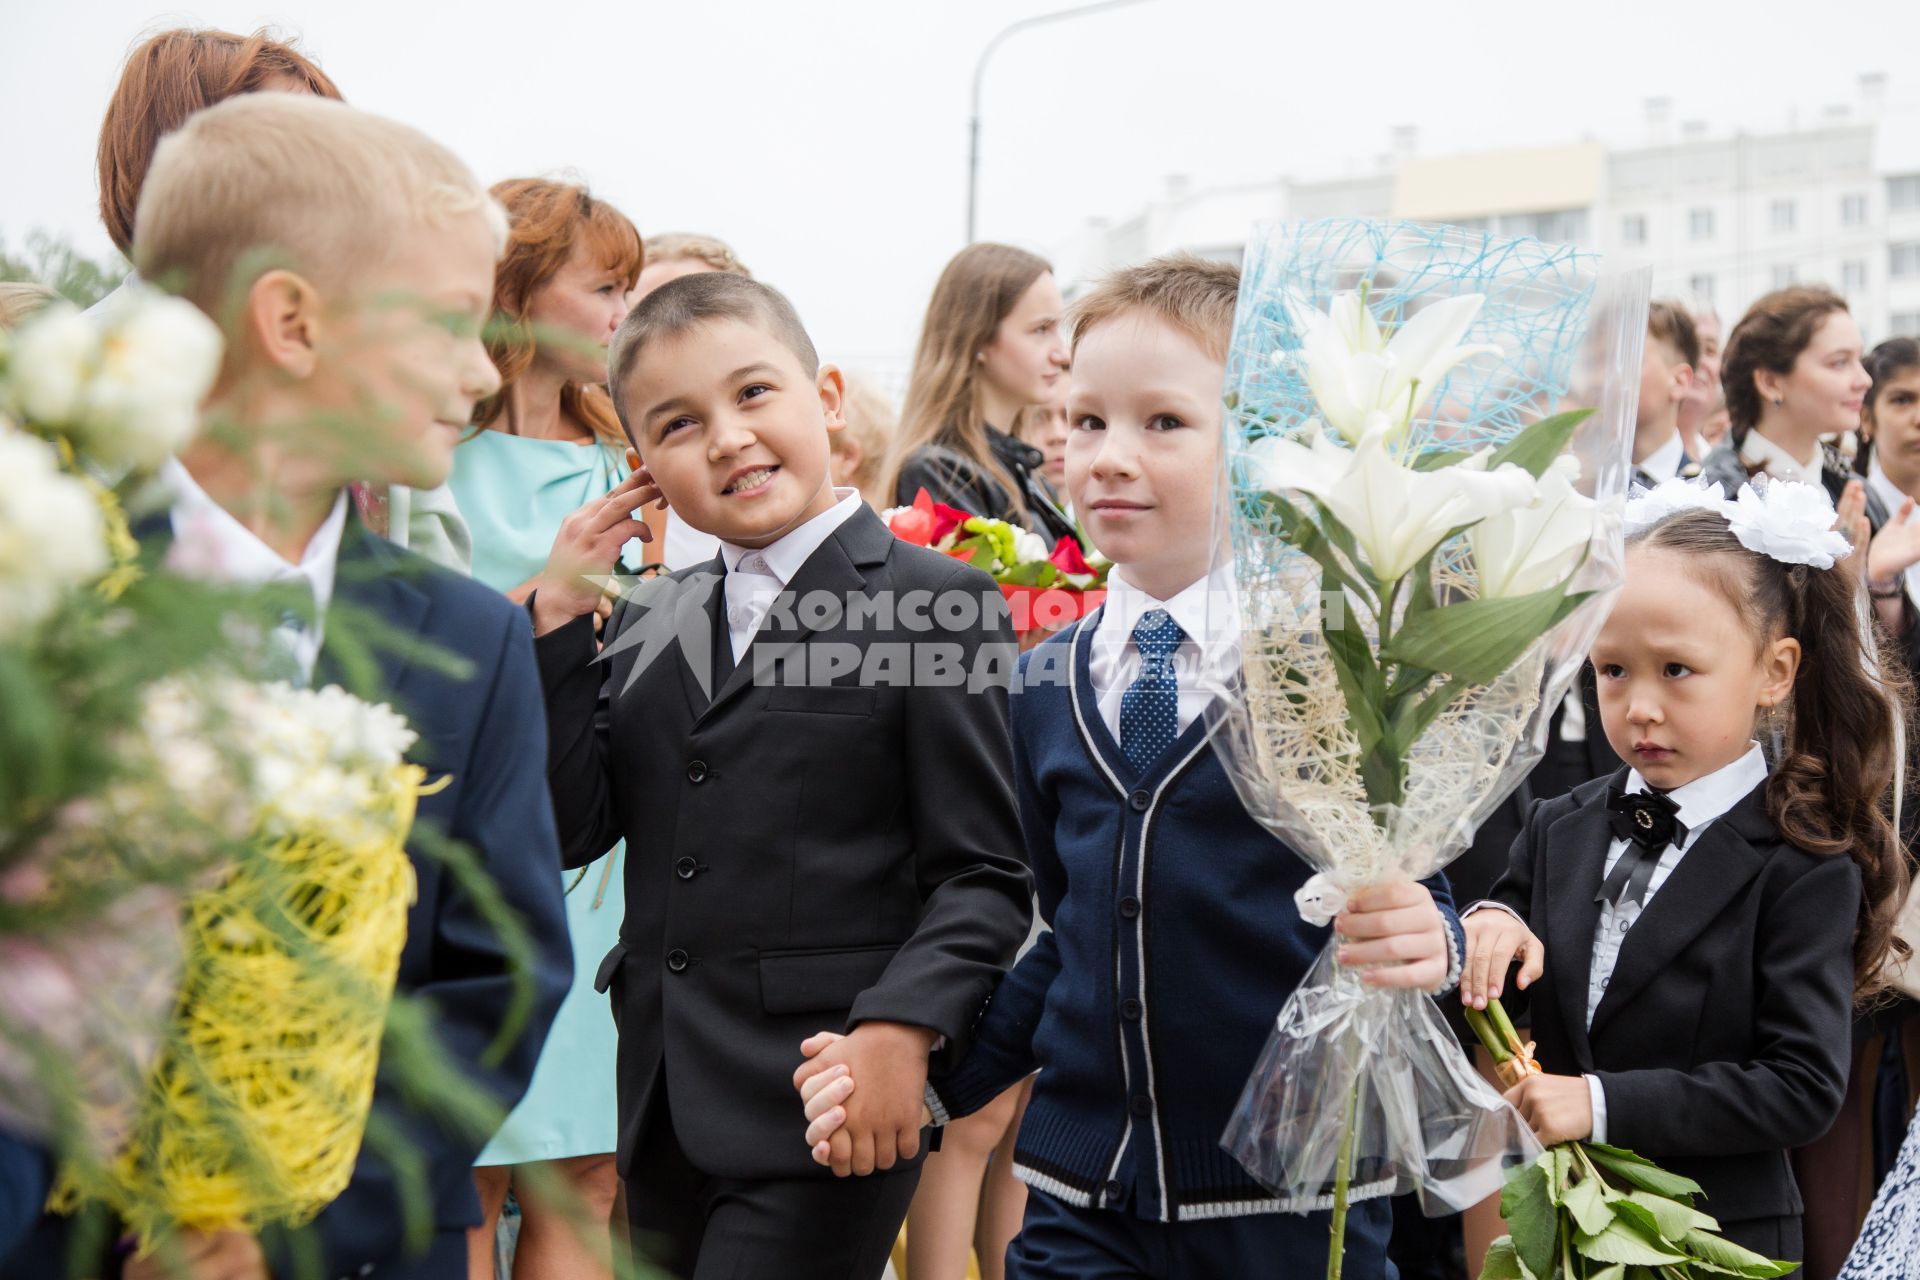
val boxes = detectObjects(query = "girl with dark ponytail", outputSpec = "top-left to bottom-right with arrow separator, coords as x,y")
1461,482 -> 1907,1268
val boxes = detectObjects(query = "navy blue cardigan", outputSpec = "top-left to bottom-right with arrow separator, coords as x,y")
931,617 -> 1465,1229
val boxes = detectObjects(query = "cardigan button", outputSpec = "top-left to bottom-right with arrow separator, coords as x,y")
1128,789 -> 1150,811
1129,1094 -> 1153,1117
1118,897 -> 1141,919
1121,997 -> 1142,1021
666,949 -> 690,973
1104,1179 -> 1125,1204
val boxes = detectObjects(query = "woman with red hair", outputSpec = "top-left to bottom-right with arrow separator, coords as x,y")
452,177 -> 644,1280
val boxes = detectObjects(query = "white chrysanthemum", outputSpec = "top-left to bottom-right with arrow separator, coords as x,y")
1011,526 -> 1051,566
7,304 -> 97,424
0,424 -> 111,639
80,290 -> 222,467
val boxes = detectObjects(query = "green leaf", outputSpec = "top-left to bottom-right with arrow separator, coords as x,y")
1485,408 -> 1595,479
1498,1157 -> 1558,1280
1410,447 -> 1474,472
1301,493 -> 1372,589
1562,1175 -> 1615,1237
1574,1219 -> 1688,1267
1261,492 -> 1367,603
1387,673 -> 1475,759
1588,1267 -> 1625,1280
1477,1237 -> 1524,1280
1319,580 -> 1387,756
1583,1145 -> 1706,1200
1677,1229 -> 1799,1278
1625,1189 -> 1718,1238
1378,584 -> 1590,686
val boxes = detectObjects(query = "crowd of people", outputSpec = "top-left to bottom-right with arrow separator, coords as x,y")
5,21 -> 1920,1280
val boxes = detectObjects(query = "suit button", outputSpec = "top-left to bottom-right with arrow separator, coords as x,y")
1130,1094 -> 1153,1117
675,857 -> 700,880
666,949 -> 689,972
1121,997 -> 1142,1020
1119,896 -> 1141,919
687,760 -> 709,783
1104,1179 -> 1125,1203
1128,789 -> 1150,811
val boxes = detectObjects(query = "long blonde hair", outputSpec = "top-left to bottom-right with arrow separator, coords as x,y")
882,243 -> 1051,517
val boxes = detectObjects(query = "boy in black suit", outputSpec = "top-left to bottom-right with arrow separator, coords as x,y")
529,273 -> 1032,1279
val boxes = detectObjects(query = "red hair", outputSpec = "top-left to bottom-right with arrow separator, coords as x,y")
98,27 -> 342,255
474,179 -> 644,447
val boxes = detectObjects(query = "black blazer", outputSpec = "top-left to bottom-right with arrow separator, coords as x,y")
1489,771 -> 1857,1225
536,504 -> 1032,1182
894,427 -> 1078,544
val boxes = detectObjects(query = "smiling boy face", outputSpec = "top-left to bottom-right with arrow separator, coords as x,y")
624,316 -> 845,549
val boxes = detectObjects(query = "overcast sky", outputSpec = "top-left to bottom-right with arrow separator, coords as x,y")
5,0 -> 1917,379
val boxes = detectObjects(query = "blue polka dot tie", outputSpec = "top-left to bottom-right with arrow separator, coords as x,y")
1121,608 -> 1185,775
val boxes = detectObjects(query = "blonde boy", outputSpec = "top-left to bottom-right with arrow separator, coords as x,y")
103,94 -> 572,1280
800,255 -> 1465,1278
1633,300 -> 1702,484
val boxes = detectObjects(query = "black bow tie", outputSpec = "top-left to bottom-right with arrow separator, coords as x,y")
1598,787 -> 1688,908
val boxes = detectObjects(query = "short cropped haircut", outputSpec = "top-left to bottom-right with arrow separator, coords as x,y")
97,27 -> 343,256
608,272 -> 819,430
1070,253 -> 1242,363
134,94 -> 506,319
1647,298 -> 1702,369
642,232 -> 751,278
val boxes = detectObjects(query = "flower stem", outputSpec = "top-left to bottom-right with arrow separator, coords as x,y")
1327,1066 -> 1361,1280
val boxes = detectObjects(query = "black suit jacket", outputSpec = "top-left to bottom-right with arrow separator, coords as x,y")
1490,771 -> 1857,1224
536,504 -> 1032,1181
8,517 -> 576,1280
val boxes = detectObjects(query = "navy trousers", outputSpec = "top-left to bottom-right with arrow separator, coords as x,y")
1007,1188 -> 1398,1280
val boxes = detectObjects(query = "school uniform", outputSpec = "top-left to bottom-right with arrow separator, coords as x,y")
928,568 -> 1466,1280
1478,749 -> 1858,1264
536,492 -> 1032,1280
3,468 -> 574,1280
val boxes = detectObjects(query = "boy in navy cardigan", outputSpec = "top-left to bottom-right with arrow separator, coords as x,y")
796,255 -> 1467,1277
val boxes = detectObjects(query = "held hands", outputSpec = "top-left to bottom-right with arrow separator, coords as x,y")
1461,908 -> 1545,1010
123,1229 -> 268,1280
1333,880 -> 1451,992
529,454 -> 663,635
792,1025 -> 936,1177
1505,1072 -> 1594,1146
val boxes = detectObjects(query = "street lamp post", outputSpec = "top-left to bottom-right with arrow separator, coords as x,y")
966,0 -> 1149,243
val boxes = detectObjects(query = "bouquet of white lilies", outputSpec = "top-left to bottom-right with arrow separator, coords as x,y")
1209,220 -> 1649,1276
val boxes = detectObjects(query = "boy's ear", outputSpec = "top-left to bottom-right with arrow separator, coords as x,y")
243,269 -> 322,380
816,363 -> 847,432
1669,362 -> 1695,404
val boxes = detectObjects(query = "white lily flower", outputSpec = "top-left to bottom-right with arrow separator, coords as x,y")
1246,417 -> 1536,583
1291,291 -> 1503,445
1468,455 -> 1605,599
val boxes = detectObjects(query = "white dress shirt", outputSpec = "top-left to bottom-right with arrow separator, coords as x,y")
716,488 -> 862,662
162,457 -> 347,684
1867,459 -> 1920,612
1739,431 -> 1821,486
1635,430 -> 1686,484
1088,565 -> 1240,742
1466,743 -> 1767,1142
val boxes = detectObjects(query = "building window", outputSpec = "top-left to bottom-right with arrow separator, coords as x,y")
1842,193 -> 1869,226
1689,208 -> 1714,240
1843,260 -> 1868,292
1689,273 -> 1715,302
1770,199 -> 1796,233
1621,214 -> 1646,246
1892,243 -> 1920,279
1891,175 -> 1920,212
1893,311 -> 1920,337
1771,264 -> 1797,289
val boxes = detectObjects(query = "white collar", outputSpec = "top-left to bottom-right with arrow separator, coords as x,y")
1095,563 -> 1240,663
1637,429 -> 1686,482
718,487 -> 861,585
1739,431 -> 1821,486
1623,742 -> 1767,848
161,455 -> 347,610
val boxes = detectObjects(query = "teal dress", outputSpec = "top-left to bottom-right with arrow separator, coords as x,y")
454,429 -> 635,1164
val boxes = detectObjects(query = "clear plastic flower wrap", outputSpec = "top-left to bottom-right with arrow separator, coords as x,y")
1207,219 -> 1649,1236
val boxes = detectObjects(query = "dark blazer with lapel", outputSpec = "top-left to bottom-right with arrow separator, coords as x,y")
1490,771 -> 1857,1225
25,517 -> 577,1280
536,504 -> 1033,1182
